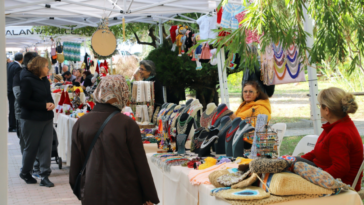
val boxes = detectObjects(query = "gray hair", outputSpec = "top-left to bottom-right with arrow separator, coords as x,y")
140,60 -> 156,76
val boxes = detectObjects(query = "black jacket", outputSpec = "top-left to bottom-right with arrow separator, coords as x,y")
7,61 -> 22,94
144,76 -> 164,107
12,66 -> 25,120
18,68 -> 54,121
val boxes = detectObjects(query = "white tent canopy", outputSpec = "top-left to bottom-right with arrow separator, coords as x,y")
5,0 -> 216,28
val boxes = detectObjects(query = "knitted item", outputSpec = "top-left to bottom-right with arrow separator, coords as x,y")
199,157 -> 217,170
250,158 -> 290,174
231,173 -> 258,189
260,172 -> 334,196
209,170 -> 231,188
225,194 -> 323,205
217,170 -> 251,187
214,187 -> 270,200
293,162 -> 351,190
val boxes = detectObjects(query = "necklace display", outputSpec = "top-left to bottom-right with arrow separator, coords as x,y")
274,62 -> 286,80
200,135 -> 219,149
200,107 -> 217,128
225,126 -> 240,142
177,116 -> 193,134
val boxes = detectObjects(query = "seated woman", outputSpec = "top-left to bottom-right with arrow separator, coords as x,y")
301,87 -> 363,191
70,75 -> 159,205
230,80 -> 271,126
52,74 -> 64,88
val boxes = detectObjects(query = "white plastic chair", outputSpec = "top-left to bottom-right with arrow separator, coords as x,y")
292,135 -> 319,156
352,148 -> 364,189
271,123 -> 287,157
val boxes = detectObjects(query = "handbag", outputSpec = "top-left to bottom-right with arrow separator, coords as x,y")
56,40 -> 63,53
51,43 -> 56,56
72,110 -> 119,200
57,53 -> 65,63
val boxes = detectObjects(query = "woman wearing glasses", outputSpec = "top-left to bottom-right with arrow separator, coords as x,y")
230,81 -> 271,126
301,87 -> 362,191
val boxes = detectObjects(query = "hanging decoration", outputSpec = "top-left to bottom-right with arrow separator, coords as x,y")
262,42 -> 306,85
91,18 -> 117,58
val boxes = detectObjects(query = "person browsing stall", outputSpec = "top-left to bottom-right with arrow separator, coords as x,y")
72,68 -> 84,84
135,60 -> 164,109
70,75 -> 159,205
18,56 -> 55,187
62,71 -> 76,82
301,87 -> 363,191
230,81 -> 271,126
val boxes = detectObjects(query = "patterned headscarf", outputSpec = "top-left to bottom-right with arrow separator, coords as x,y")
93,75 -> 129,110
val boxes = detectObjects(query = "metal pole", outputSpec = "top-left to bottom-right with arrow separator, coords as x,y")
303,5 -> 322,135
158,18 -> 167,103
0,0 -> 9,203
220,48 -> 230,108
217,50 -> 226,104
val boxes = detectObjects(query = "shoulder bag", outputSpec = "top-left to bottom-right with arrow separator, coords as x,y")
72,110 -> 120,200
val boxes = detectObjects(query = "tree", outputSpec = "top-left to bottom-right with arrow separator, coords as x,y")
212,0 -> 364,75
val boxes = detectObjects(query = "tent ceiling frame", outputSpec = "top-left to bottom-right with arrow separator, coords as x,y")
61,0 -> 124,13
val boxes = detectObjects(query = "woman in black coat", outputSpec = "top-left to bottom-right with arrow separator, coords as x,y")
18,56 -> 55,187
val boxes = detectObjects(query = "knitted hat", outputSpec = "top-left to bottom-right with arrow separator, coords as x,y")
74,88 -> 80,95
54,74 -> 63,82
63,92 -> 73,111
56,90 -> 65,113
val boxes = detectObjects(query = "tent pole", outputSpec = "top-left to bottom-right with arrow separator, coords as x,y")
303,5 -> 321,135
221,48 -> 230,108
0,0 -> 8,203
217,50 -> 226,105
159,18 -> 167,103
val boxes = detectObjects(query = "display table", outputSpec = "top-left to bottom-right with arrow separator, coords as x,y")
52,92 -> 86,124
57,114 -> 77,166
146,153 -> 363,205
56,113 -> 157,167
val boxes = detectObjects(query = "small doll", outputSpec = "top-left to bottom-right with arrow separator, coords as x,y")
71,89 -> 82,109
175,25 -> 188,56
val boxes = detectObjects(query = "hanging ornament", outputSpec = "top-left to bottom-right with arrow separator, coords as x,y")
123,17 -> 126,42
91,18 -> 117,58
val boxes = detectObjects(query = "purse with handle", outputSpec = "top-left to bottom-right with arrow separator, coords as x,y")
72,111 -> 119,200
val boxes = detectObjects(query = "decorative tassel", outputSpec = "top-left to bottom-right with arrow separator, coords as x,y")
123,17 -> 126,42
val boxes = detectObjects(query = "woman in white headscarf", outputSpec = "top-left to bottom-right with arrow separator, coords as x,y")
70,75 -> 159,205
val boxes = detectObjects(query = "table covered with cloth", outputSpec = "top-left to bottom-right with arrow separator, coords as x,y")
146,153 -> 363,205
56,113 -> 156,167
52,92 -> 86,124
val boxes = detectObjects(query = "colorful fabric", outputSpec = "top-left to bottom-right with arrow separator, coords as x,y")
220,3 -> 244,29
235,11 -> 263,44
199,157 -> 218,170
293,162 -> 350,190
93,75 -> 129,110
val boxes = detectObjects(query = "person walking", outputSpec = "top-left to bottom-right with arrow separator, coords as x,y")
18,56 -> 55,187
70,75 -> 159,205
7,53 -> 23,132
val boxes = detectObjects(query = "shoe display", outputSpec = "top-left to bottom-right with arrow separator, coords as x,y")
19,173 -> 37,184
40,177 -> 54,187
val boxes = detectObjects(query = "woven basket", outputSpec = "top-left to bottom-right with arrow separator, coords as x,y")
216,187 -> 270,200
231,173 -> 258,189
262,172 -> 334,196
208,170 -> 230,188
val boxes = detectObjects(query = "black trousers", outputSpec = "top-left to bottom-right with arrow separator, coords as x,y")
8,93 -> 16,130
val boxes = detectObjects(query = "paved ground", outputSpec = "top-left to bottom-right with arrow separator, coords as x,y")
7,132 -> 80,205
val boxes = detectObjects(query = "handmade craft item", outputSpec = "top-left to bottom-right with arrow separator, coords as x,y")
91,18 -> 117,57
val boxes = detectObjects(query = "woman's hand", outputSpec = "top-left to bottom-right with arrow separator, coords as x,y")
46,103 -> 55,111
143,201 -> 153,205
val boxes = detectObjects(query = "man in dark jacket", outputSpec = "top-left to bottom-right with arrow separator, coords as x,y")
13,52 -> 38,153
7,53 -> 23,132
13,52 -> 40,177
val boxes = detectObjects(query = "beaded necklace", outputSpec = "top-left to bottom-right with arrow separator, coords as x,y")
200,135 -> 219,149
265,45 -> 273,60
211,107 -> 228,126
286,63 -> 301,79
200,107 -> 217,128
225,125 -> 240,142
287,46 -> 297,58
274,54 -> 286,66
274,63 -> 287,80
177,116 -> 193,134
